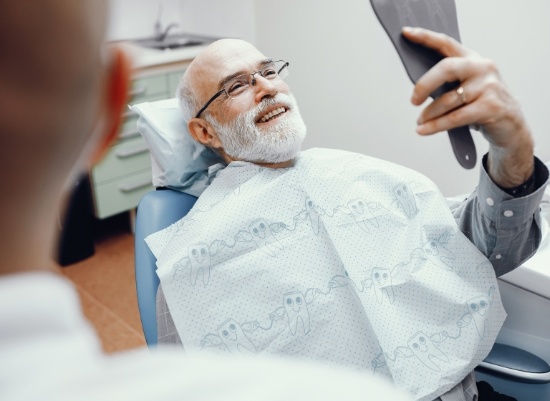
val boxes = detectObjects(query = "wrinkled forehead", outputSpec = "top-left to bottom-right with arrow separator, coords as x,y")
191,40 -> 269,98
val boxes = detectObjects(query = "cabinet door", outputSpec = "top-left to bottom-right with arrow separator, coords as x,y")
167,69 -> 187,98
91,74 -> 170,218
93,171 -> 155,219
90,66 -> 190,219
130,74 -> 169,101
92,136 -> 152,185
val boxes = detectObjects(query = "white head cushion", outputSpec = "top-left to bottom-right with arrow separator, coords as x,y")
130,98 -> 225,197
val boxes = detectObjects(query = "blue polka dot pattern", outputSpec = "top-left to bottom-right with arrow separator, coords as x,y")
146,148 -> 505,401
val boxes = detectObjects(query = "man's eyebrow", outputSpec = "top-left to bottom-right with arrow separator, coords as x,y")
218,58 -> 273,89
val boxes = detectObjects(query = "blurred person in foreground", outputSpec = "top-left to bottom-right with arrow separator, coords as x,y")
0,1 -> 410,401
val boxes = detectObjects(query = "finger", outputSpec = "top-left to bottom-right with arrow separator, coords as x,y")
416,102 -> 484,136
417,85 -> 480,125
402,27 -> 468,58
412,57 -> 477,105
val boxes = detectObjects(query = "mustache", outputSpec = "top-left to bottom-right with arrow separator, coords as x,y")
249,94 -> 294,121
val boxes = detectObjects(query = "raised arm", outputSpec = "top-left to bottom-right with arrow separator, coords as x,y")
401,27 -> 548,275
402,26 -> 534,189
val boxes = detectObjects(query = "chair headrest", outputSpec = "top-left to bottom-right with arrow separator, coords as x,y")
130,98 -> 225,197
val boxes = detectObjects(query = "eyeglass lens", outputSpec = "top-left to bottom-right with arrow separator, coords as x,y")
224,61 -> 289,98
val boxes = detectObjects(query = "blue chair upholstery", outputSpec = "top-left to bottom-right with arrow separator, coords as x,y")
134,188 -> 197,346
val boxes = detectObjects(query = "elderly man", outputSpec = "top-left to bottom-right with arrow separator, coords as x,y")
151,30 -> 548,401
0,1 -> 412,401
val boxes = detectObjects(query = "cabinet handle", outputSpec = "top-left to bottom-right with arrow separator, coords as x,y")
116,144 -> 149,158
119,130 -> 141,140
118,177 -> 152,193
129,86 -> 147,97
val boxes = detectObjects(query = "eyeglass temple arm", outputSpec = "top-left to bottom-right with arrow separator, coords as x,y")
277,61 -> 289,74
195,89 -> 225,118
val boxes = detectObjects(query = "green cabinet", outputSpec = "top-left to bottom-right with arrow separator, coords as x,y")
90,67 -> 187,219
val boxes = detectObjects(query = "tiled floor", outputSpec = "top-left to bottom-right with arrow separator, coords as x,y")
57,214 -> 146,353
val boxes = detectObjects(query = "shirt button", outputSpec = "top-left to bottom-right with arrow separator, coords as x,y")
503,210 -> 514,217
486,197 -> 495,206
495,254 -> 502,259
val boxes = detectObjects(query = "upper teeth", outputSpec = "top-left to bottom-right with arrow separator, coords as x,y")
259,107 -> 286,123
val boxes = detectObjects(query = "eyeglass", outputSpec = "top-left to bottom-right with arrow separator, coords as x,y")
194,59 -> 289,118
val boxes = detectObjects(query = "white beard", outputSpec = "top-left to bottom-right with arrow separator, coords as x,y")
205,93 -> 307,164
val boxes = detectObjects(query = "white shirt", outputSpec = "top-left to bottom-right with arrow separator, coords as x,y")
0,272 -> 409,401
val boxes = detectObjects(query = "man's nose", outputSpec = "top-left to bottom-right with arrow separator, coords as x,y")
252,75 -> 278,103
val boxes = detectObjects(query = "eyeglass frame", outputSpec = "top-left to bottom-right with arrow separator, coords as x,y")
194,59 -> 289,118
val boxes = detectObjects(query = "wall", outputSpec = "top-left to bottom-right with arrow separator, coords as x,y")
106,0 -> 255,43
178,0 -> 255,43
255,1 -> 550,196
107,0 -> 182,41
106,1 -> 550,195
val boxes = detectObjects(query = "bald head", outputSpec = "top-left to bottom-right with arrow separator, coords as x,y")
178,39 -> 268,120
0,0 -> 130,273
188,39 -> 264,86
0,0 -> 108,182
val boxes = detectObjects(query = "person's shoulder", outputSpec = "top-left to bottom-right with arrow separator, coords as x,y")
298,147 -> 376,165
298,147 -> 437,186
298,147 -> 411,171
299,147 -> 360,159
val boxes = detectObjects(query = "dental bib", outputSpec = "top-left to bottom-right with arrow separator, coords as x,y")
147,148 -> 505,401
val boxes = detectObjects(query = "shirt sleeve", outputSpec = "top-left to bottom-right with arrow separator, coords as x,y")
450,154 -> 549,277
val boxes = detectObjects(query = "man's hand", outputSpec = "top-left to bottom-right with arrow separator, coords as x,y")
403,26 -> 534,188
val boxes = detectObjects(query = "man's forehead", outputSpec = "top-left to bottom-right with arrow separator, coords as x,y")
216,49 -> 268,78
194,40 -> 268,86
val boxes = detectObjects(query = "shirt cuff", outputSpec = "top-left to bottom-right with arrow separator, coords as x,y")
478,154 -> 549,230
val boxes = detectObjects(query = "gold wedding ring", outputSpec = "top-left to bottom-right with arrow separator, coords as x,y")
456,86 -> 467,105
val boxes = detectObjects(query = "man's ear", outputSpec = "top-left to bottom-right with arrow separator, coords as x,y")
188,118 -> 222,148
91,47 -> 132,164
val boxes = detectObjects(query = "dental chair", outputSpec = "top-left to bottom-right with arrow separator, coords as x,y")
134,188 -> 197,345
131,98 -> 220,345
133,186 -> 550,399
132,99 -> 550,400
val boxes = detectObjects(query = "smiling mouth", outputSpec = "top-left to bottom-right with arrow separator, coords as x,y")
257,107 -> 288,123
